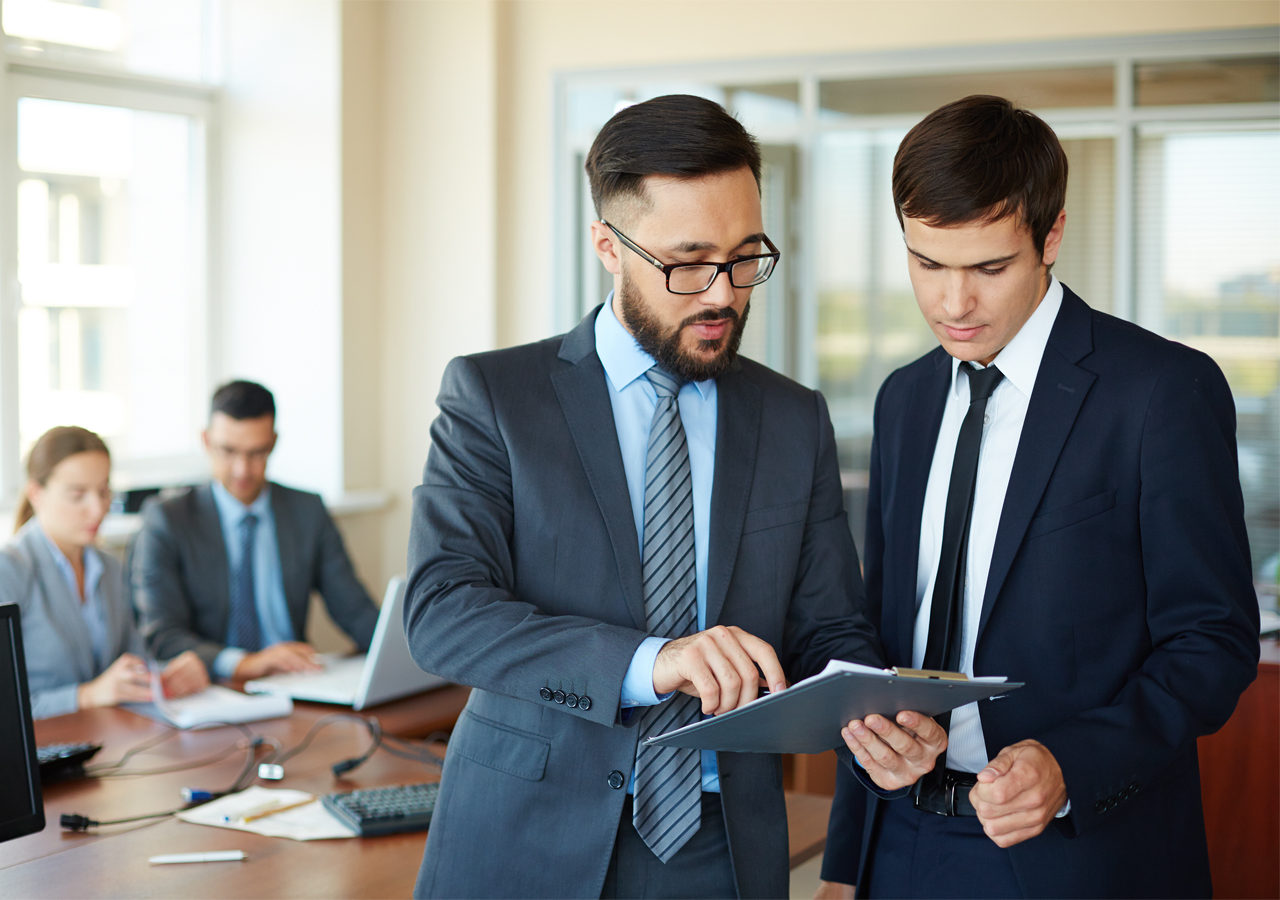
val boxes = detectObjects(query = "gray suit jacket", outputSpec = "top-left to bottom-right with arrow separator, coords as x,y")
0,521 -> 143,719
405,307 -> 885,899
133,482 -> 379,669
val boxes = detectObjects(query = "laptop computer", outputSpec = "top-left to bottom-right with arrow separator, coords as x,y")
245,576 -> 447,710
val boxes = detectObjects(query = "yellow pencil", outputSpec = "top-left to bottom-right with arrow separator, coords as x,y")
240,798 -> 316,823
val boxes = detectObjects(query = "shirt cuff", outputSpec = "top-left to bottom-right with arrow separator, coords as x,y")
213,647 -> 248,681
1055,799 -> 1071,818
620,636 -> 673,707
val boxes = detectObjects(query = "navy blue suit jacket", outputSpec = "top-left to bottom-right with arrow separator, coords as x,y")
823,287 -> 1259,898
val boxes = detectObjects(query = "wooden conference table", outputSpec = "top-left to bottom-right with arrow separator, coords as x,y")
1,684 -> 831,899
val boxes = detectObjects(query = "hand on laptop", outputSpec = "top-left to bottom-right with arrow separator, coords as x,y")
233,641 -> 323,680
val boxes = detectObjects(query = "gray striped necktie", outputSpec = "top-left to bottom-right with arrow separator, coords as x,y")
227,513 -> 263,651
633,366 -> 702,864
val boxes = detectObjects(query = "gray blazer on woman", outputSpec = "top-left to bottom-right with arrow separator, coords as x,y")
0,521 -> 143,719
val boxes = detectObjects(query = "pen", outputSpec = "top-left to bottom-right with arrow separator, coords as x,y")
149,851 -> 246,865
236,798 -> 316,823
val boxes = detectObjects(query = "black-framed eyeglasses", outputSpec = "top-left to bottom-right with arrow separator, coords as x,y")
602,219 -> 780,295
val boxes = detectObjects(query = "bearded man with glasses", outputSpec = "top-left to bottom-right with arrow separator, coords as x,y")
402,94 -> 937,900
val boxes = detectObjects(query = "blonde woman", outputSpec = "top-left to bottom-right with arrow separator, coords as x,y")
0,426 -> 207,719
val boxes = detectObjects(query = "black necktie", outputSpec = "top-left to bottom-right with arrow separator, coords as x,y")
922,362 -> 1004,674
916,363 -> 1003,798
916,362 -> 1003,795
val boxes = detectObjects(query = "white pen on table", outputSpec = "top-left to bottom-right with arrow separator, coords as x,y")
149,851 -> 246,865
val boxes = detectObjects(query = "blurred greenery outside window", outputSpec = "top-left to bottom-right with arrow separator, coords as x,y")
558,33 -> 1280,590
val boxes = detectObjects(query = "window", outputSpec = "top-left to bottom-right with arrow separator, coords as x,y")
555,28 -> 1280,583
1136,127 -> 1279,576
0,0 -> 215,498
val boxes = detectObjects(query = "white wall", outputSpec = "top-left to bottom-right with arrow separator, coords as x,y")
368,0 -> 501,583
220,0 -> 343,497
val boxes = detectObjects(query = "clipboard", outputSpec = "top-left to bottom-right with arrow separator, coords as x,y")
643,660 -> 1022,755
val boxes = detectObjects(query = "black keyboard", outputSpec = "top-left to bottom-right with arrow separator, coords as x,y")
322,782 -> 439,836
36,742 -> 101,782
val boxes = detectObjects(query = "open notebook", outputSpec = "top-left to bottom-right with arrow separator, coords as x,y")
127,680 -> 293,728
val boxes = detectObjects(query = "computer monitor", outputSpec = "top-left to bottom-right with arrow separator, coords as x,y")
0,603 -> 44,842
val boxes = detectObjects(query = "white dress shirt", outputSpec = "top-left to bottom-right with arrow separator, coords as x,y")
912,277 -> 1063,774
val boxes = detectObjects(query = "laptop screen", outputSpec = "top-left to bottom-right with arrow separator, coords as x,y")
0,604 -> 45,842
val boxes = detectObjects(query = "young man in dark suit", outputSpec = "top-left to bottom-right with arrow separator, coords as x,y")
134,380 -> 379,680
818,95 -> 1260,899
403,95 -> 943,900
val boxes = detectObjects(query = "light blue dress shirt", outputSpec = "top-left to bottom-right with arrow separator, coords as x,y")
210,481 -> 295,679
38,524 -> 109,672
596,298 -> 722,793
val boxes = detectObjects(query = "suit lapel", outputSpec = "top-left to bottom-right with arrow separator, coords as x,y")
552,310 -> 646,631
705,362 -> 760,629
892,352 -> 951,660
96,556 -> 132,659
977,289 -> 1095,640
269,487 -> 307,637
195,484 -> 232,639
24,527 -> 97,681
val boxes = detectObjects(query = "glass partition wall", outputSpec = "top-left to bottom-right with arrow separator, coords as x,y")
555,29 -> 1280,584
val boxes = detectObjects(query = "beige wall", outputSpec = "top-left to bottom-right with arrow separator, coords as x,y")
343,0 -> 1280,593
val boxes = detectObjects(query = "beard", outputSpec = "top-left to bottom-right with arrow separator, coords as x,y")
617,266 -> 750,383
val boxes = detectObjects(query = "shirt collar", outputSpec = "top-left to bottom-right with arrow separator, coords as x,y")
211,479 -> 272,524
950,275 -> 1063,400
34,519 -> 102,597
594,293 -> 714,399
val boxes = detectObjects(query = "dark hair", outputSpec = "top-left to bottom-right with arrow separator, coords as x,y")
892,95 -> 1068,257
17,426 -> 110,532
211,380 -> 275,421
585,94 -> 762,223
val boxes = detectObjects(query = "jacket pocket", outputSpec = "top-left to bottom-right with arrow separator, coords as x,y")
449,710 -> 551,781
742,500 -> 808,535
1026,489 -> 1117,540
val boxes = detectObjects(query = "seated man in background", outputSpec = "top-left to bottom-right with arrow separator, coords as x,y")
134,380 -> 379,680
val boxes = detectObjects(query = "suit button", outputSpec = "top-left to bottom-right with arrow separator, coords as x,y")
553,690 -> 566,704
1094,800 -> 1106,814
566,693 -> 579,708
1106,797 -> 1119,810
1129,782 -> 1139,793
578,695 -> 592,711
607,771 -> 625,790
539,687 -> 552,701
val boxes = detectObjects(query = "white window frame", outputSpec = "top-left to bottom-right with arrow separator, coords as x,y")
0,56 -> 219,504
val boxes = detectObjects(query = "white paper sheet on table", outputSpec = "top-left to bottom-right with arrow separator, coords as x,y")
126,680 -> 293,728
175,786 -> 357,841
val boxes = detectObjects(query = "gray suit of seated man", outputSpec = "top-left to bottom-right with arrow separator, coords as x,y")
133,380 -> 378,681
